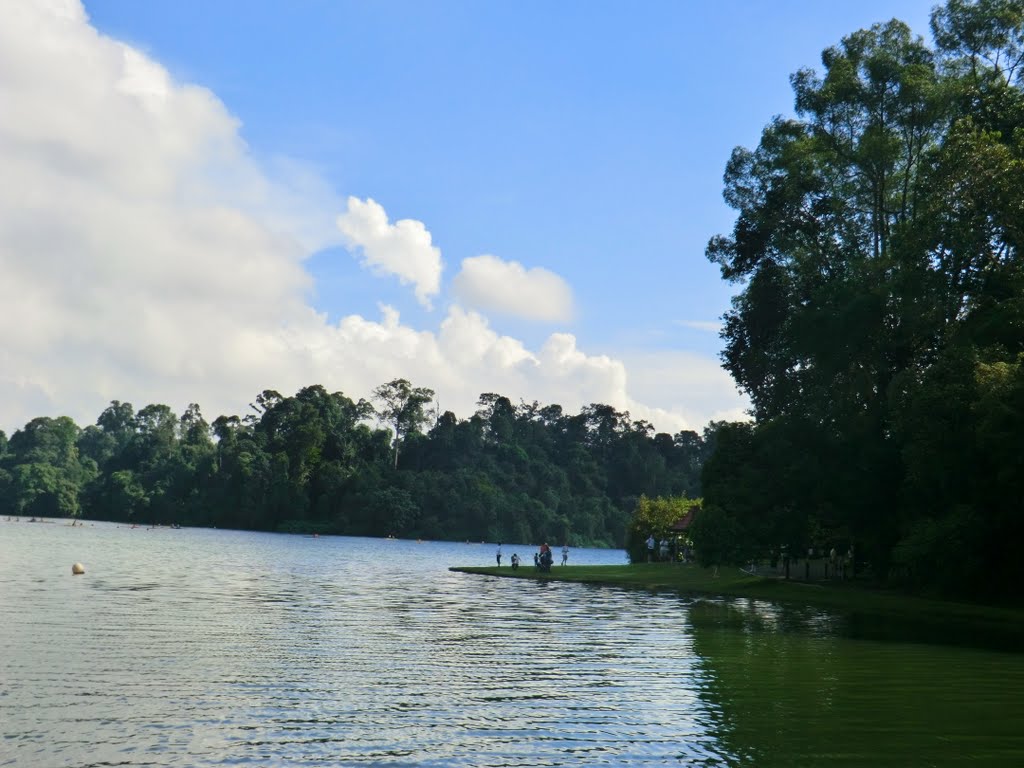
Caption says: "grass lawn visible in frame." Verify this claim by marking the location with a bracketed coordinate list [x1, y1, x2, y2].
[450, 563, 1024, 648]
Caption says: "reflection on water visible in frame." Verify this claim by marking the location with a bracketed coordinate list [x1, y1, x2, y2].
[1, 521, 1022, 767]
[687, 599, 1024, 767]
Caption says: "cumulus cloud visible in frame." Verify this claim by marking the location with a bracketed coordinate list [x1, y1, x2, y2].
[0, 0, 746, 437]
[614, 350, 751, 429]
[336, 197, 442, 308]
[299, 305, 741, 434]
[452, 254, 574, 322]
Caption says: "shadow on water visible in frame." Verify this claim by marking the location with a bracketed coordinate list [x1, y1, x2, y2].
[838, 607, 1024, 653]
[685, 598, 1024, 767]
[708, 593, 1023, 653]
[572, 576, 1024, 654]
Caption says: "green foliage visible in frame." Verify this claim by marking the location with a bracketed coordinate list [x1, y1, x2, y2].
[372, 378, 435, 469]
[10, 463, 80, 518]
[625, 495, 701, 563]
[0, 385, 715, 547]
[104, 470, 149, 520]
[2, 417, 92, 519]
[704, 0, 1024, 599]
[688, 504, 745, 570]
[891, 505, 985, 595]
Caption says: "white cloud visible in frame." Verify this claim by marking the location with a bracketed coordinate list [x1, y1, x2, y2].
[452, 254, 573, 322]
[298, 304, 743, 434]
[614, 350, 751, 430]
[336, 196, 442, 308]
[1, 0, 324, 427]
[0, 0, 747, 438]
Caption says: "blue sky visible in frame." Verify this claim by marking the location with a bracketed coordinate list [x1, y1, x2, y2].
[0, 0, 937, 434]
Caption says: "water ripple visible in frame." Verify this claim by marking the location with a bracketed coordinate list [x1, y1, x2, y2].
[2, 521, 1022, 767]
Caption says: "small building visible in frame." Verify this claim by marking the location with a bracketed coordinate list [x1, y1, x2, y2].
[670, 505, 699, 533]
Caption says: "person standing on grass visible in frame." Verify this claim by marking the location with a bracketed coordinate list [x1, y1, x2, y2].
[496, 542, 502, 567]
[561, 544, 569, 566]
[646, 534, 656, 562]
[539, 544, 553, 572]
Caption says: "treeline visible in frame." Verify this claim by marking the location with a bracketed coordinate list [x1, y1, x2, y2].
[0, 381, 718, 547]
[700, 0, 1024, 599]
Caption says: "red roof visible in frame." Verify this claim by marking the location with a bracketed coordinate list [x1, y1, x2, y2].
[670, 506, 699, 531]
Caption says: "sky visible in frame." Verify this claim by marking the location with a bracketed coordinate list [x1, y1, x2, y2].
[0, 0, 938, 436]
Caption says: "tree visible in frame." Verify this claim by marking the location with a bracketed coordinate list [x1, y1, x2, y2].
[0, 381, 723, 546]
[97, 401, 135, 442]
[5, 416, 90, 519]
[625, 495, 700, 564]
[372, 378, 435, 469]
[104, 469, 149, 522]
[705, 0, 1024, 594]
[688, 504, 745, 575]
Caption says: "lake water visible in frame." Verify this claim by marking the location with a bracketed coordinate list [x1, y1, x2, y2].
[1, 520, 1022, 767]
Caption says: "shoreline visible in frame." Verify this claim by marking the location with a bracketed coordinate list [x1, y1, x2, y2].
[449, 563, 1024, 651]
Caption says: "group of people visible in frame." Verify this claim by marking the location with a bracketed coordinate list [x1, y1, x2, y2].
[828, 545, 855, 580]
[645, 534, 672, 562]
[495, 542, 569, 572]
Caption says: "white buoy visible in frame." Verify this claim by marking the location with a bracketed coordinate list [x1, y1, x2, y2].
[71, 562, 85, 575]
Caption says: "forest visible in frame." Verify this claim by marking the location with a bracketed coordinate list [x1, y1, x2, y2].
[699, 0, 1024, 599]
[0, 381, 716, 548]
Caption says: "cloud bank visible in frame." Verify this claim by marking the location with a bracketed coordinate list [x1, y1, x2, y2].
[0, 0, 747, 436]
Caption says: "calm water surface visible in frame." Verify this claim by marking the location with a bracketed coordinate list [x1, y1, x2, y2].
[1, 520, 1022, 767]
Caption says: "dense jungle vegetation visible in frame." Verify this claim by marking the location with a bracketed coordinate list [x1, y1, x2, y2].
[699, 0, 1024, 600]
[0, 382, 717, 548]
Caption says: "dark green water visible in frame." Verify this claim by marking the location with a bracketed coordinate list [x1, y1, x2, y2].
[686, 600, 1023, 766]
[1, 520, 1021, 766]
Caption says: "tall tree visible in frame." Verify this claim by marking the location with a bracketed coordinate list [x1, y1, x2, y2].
[372, 379, 435, 469]
[706, 0, 1024, 594]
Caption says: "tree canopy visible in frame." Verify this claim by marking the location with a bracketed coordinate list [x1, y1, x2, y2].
[704, 0, 1024, 598]
[0, 384, 719, 549]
